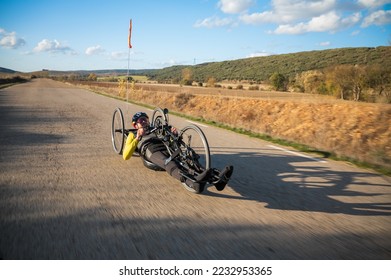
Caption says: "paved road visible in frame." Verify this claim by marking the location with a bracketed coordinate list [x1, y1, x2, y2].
[1, 79, 390, 259]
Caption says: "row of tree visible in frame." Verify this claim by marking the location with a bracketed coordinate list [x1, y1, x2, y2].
[291, 64, 390, 102]
[179, 64, 391, 103]
[51, 73, 98, 81]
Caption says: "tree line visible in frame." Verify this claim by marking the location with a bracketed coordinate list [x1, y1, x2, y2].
[290, 64, 390, 103]
[179, 63, 391, 103]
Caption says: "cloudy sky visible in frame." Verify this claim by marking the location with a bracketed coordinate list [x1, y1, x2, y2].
[1, 0, 390, 72]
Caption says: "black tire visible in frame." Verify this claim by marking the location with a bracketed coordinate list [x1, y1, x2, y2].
[179, 124, 211, 193]
[111, 107, 125, 154]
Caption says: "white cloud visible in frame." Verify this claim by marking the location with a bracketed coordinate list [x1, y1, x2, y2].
[194, 16, 236, 28]
[319, 41, 331, 46]
[274, 0, 337, 22]
[240, 0, 337, 24]
[362, 9, 391, 27]
[240, 11, 277, 24]
[341, 12, 362, 27]
[0, 28, 26, 49]
[358, 0, 391, 8]
[197, 0, 389, 34]
[309, 12, 341, 32]
[273, 11, 361, 34]
[85, 45, 105, 55]
[33, 39, 75, 54]
[195, 0, 254, 28]
[351, 30, 360, 35]
[218, 0, 255, 14]
[162, 59, 178, 67]
[110, 51, 128, 60]
[246, 51, 272, 58]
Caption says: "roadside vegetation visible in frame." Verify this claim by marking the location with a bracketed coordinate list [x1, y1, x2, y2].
[0, 76, 29, 89]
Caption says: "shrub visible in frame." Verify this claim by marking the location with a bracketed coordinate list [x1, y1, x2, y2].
[206, 77, 216, 87]
[182, 79, 193, 86]
[269, 72, 288, 91]
[174, 93, 194, 109]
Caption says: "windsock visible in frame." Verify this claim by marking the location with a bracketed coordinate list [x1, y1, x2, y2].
[128, 19, 132, 48]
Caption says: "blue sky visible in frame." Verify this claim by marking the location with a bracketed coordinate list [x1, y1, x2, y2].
[1, 0, 390, 72]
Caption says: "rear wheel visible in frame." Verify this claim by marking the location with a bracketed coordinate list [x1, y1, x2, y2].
[111, 107, 125, 154]
[179, 125, 211, 193]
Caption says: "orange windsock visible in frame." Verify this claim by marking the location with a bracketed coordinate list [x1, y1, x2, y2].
[128, 19, 132, 48]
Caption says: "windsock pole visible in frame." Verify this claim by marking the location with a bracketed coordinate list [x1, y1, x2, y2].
[126, 19, 132, 114]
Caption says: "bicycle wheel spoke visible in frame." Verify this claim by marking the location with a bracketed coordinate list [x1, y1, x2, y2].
[179, 125, 210, 172]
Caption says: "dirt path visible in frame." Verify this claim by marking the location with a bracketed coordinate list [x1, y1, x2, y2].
[0, 79, 390, 259]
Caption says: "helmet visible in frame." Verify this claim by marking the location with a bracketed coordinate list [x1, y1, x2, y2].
[132, 112, 149, 124]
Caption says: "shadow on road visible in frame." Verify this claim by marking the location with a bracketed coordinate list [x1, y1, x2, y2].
[204, 146, 391, 216]
[1, 201, 390, 259]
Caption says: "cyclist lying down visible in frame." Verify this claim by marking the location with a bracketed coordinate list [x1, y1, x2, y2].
[123, 111, 233, 193]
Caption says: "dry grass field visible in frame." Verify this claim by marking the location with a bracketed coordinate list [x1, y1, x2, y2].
[74, 81, 391, 173]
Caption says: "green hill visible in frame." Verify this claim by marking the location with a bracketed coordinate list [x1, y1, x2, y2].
[147, 46, 391, 83]
[0, 67, 18, 74]
[3, 46, 389, 84]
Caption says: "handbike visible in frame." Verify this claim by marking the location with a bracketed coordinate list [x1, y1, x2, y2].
[111, 107, 229, 193]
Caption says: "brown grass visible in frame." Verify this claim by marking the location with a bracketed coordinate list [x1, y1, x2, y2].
[73, 81, 391, 171]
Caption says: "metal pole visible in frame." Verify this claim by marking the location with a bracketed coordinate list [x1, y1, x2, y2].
[126, 18, 132, 116]
[126, 47, 130, 115]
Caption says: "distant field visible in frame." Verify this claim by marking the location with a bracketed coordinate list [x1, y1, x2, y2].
[75, 81, 336, 101]
[98, 75, 149, 82]
[68, 80, 391, 174]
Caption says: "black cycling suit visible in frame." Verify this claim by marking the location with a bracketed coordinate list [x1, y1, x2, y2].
[138, 135, 184, 182]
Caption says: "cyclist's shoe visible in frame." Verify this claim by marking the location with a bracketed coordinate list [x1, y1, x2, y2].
[214, 165, 233, 191]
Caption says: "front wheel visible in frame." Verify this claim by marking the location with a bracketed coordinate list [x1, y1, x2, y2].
[151, 107, 169, 137]
[178, 125, 211, 193]
[111, 107, 125, 154]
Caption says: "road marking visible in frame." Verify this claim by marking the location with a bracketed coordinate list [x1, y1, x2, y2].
[186, 120, 209, 128]
[267, 145, 327, 163]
